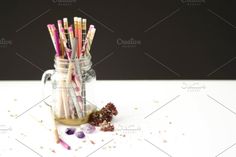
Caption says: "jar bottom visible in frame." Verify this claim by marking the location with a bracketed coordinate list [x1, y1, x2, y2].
[55, 104, 97, 126]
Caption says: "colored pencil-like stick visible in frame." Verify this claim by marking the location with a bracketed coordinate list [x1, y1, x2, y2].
[74, 17, 78, 38]
[82, 19, 87, 46]
[47, 24, 58, 56]
[49, 107, 60, 143]
[83, 25, 95, 55]
[68, 25, 74, 51]
[86, 27, 96, 55]
[51, 24, 61, 56]
[77, 18, 82, 58]
[63, 18, 71, 49]
[59, 138, 71, 150]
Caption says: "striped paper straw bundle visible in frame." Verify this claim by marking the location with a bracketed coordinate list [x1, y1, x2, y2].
[47, 17, 96, 121]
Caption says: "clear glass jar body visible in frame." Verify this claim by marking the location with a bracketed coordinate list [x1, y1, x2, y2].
[42, 55, 96, 126]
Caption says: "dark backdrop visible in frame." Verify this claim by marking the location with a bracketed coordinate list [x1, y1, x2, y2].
[0, 0, 235, 80]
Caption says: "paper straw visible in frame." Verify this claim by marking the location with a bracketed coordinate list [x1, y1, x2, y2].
[49, 107, 60, 143]
[61, 81, 70, 119]
[60, 28, 71, 56]
[71, 37, 77, 60]
[63, 18, 71, 49]
[59, 138, 71, 150]
[47, 24, 59, 56]
[66, 38, 77, 84]
[63, 18, 69, 30]
[82, 25, 94, 54]
[74, 17, 78, 38]
[77, 18, 82, 58]
[68, 83, 83, 118]
[85, 26, 96, 55]
[68, 26, 74, 51]
[57, 20, 63, 34]
[82, 19, 87, 47]
[51, 25, 61, 57]
[81, 77, 86, 117]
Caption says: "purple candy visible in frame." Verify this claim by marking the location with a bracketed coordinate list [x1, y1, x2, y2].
[76, 131, 85, 138]
[65, 128, 76, 135]
[80, 123, 96, 134]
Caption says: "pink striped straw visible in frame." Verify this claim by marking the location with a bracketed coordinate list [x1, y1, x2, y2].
[51, 24, 60, 56]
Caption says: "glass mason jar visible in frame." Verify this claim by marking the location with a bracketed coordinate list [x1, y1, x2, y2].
[41, 55, 96, 126]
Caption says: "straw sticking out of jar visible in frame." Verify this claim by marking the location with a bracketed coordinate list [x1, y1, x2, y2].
[45, 17, 96, 124]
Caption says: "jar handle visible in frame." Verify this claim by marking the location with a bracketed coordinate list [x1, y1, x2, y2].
[41, 69, 54, 106]
[41, 69, 54, 84]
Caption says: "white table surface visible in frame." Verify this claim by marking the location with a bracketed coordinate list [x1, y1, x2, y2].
[0, 80, 236, 157]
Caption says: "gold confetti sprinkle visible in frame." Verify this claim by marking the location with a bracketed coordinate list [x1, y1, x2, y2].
[90, 140, 95, 144]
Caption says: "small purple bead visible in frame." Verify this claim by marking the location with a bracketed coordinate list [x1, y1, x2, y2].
[65, 128, 76, 135]
[76, 131, 85, 138]
[80, 123, 96, 134]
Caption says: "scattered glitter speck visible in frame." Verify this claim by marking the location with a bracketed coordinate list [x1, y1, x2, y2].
[163, 140, 167, 143]
[169, 122, 172, 124]
[90, 140, 95, 144]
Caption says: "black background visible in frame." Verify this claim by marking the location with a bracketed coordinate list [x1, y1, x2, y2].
[0, 0, 235, 80]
